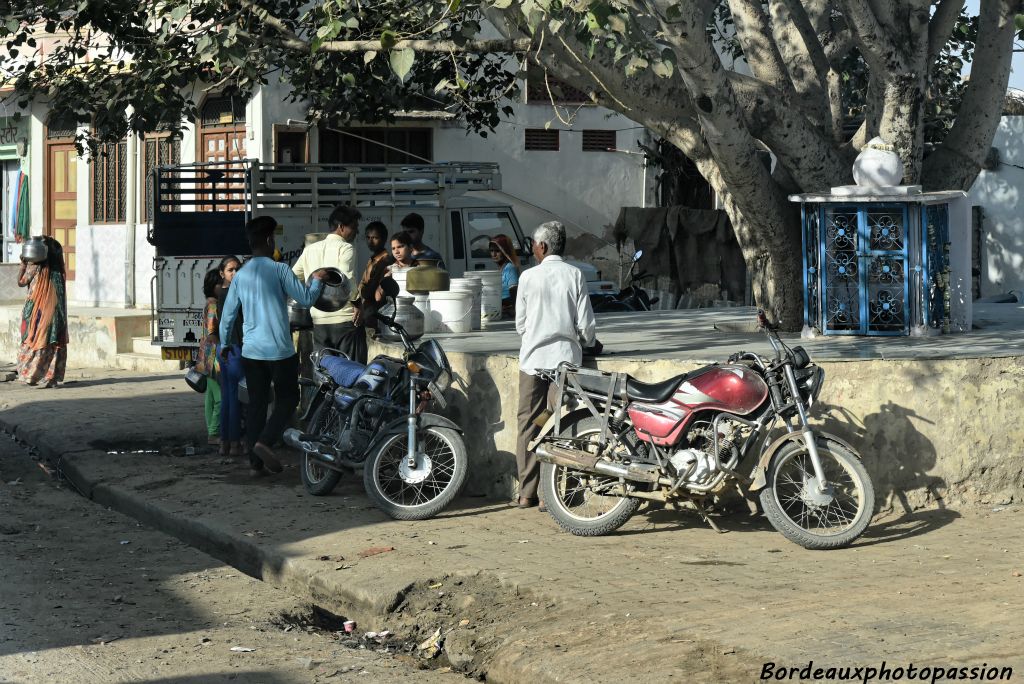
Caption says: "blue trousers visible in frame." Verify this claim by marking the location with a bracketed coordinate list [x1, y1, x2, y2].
[219, 344, 245, 442]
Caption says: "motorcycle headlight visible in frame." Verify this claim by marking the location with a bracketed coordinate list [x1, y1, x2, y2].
[791, 346, 811, 369]
[414, 339, 452, 393]
[797, 365, 825, 407]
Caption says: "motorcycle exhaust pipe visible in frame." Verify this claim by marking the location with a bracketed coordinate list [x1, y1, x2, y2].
[283, 428, 339, 464]
[536, 444, 664, 484]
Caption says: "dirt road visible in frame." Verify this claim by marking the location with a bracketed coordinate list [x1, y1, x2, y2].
[0, 431, 463, 683]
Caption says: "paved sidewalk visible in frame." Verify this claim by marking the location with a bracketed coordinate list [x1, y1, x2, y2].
[2, 370, 1022, 682]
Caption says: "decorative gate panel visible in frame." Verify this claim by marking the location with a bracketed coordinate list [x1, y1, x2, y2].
[819, 205, 909, 335]
[821, 207, 861, 333]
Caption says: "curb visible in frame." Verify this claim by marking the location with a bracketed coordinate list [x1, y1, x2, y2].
[0, 415, 571, 684]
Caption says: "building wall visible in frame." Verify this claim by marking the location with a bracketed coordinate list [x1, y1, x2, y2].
[24, 79, 651, 309]
[968, 115, 1024, 298]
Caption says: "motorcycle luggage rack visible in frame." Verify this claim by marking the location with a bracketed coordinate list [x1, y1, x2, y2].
[553, 363, 628, 445]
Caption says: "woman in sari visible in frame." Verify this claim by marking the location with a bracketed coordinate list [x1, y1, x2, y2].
[488, 234, 521, 319]
[17, 236, 69, 388]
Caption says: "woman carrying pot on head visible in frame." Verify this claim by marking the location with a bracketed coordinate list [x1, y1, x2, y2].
[203, 256, 244, 457]
[16, 236, 68, 388]
[488, 234, 521, 319]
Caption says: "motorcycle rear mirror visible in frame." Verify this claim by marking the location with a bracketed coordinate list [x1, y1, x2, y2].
[632, 249, 643, 262]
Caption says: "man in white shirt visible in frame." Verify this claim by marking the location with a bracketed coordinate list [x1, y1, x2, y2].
[293, 205, 365, 363]
[514, 221, 597, 508]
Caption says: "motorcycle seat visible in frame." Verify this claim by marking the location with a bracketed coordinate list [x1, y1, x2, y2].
[625, 365, 716, 403]
[319, 356, 366, 388]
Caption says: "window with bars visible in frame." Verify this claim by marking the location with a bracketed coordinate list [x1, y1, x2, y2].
[201, 96, 246, 127]
[46, 116, 78, 139]
[320, 127, 432, 164]
[142, 134, 181, 220]
[582, 129, 617, 152]
[91, 140, 128, 223]
[525, 128, 559, 151]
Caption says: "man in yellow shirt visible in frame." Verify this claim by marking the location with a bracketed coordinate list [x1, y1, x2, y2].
[292, 205, 365, 363]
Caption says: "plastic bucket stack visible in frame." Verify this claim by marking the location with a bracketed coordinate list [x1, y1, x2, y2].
[476, 270, 503, 327]
[450, 277, 483, 330]
[429, 290, 474, 333]
[411, 292, 434, 333]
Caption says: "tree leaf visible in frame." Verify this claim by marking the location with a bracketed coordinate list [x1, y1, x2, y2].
[625, 55, 648, 77]
[364, 50, 377, 64]
[492, 0, 514, 7]
[389, 48, 415, 81]
[380, 30, 398, 50]
[652, 59, 673, 79]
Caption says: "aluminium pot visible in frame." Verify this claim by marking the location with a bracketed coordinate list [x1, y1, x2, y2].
[309, 267, 352, 313]
[20, 236, 48, 264]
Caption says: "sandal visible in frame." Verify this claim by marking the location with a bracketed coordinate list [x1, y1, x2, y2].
[517, 497, 539, 509]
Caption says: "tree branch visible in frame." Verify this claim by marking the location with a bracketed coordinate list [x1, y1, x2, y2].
[922, 0, 1022, 189]
[838, 0, 891, 67]
[725, 0, 793, 94]
[927, 0, 965, 68]
[768, 0, 832, 125]
[728, 72, 849, 190]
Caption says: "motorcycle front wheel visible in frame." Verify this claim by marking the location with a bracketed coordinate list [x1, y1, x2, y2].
[299, 401, 344, 496]
[363, 425, 467, 520]
[760, 437, 874, 550]
[539, 417, 641, 536]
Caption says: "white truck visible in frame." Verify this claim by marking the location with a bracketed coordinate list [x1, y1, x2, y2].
[148, 160, 615, 361]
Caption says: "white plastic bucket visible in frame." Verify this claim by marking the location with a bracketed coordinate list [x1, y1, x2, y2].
[450, 277, 482, 330]
[429, 290, 474, 333]
[412, 292, 434, 333]
[476, 270, 503, 327]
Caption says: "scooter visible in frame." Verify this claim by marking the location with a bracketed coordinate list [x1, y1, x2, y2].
[591, 250, 659, 312]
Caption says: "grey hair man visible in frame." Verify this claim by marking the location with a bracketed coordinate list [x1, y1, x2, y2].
[513, 221, 597, 508]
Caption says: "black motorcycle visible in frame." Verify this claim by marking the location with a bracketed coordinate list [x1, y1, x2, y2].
[282, 291, 467, 520]
[591, 250, 659, 312]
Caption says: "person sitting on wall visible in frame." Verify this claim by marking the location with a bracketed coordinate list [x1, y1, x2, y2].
[400, 212, 446, 269]
[488, 234, 521, 319]
[220, 216, 327, 477]
[292, 205, 365, 363]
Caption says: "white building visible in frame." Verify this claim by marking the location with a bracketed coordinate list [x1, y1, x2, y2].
[2, 72, 651, 310]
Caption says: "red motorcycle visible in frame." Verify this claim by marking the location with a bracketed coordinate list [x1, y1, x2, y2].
[531, 310, 874, 549]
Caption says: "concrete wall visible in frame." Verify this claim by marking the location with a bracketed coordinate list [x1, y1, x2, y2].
[373, 336, 1024, 512]
[968, 115, 1024, 298]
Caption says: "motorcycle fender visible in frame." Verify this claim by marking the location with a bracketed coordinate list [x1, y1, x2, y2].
[300, 385, 331, 422]
[748, 430, 860, 492]
[379, 413, 463, 437]
[527, 405, 593, 452]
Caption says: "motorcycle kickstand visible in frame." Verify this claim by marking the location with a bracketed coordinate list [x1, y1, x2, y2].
[692, 499, 724, 534]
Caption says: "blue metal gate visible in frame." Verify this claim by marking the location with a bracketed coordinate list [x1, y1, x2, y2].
[819, 204, 909, 336]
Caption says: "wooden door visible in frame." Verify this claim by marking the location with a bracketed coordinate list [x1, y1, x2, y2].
[46, 142, 78, 279]
[199, 129, 245, 210]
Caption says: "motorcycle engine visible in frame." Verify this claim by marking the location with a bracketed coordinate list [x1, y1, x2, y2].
[335, 395, 394, 461]
[669, 448, 717, 484]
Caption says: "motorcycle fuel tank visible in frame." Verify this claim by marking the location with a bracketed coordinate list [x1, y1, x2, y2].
[628, 364, 769, 445]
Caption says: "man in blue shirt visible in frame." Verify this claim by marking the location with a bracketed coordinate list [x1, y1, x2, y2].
[400, 212, 446, 269]
[220, 216, 327, 476]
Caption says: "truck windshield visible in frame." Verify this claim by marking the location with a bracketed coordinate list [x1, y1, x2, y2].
[466, 211, 520, 259]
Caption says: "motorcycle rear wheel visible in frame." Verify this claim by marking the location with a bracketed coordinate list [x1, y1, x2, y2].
[760, 438, 874, 550]
[300, 402, 343, 496]
[363, 426, 467, 520]
[539, 417, 641, 536]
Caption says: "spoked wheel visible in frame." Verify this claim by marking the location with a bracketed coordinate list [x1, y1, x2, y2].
[363, 426, 467, 520]
[539, 417, 641, 536]
[759, 437, 874, 550]
[299, 402, 343, 496]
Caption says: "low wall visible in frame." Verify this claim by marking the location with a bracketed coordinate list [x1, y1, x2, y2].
[369, 338, 1024, 513]
[0, 305, 150, 367]
[0, 263, 21, 303]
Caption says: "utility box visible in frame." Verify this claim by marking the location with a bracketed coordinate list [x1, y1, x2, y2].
[790, 189, 971, 337]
